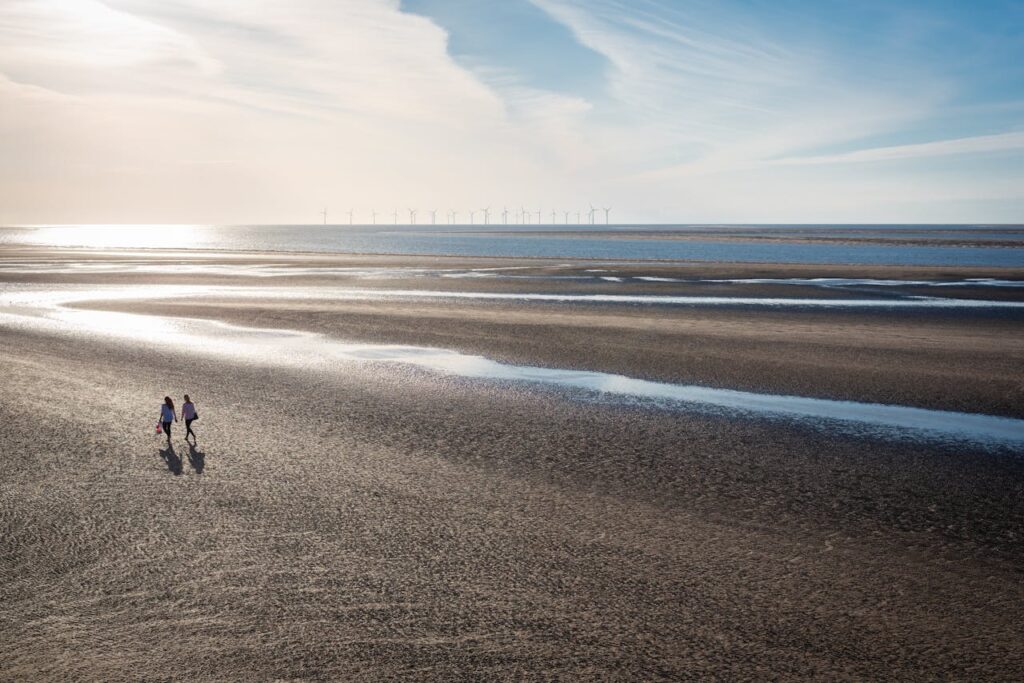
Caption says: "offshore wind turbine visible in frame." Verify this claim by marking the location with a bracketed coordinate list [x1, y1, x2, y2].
[502, 207, 509, 225]
[575, 210, 581, 224]
[535, 209, 542, 224]
[371, 209, 378, 225]
[564, 210, 570, 224]
[521, 206, 528, 225]
[603, 207, 611, 225]
[392, 208, 399, 225]
[588, 204, 596, 225]
[347, 208, 354, 225]
[469, 209, 476, 224]
[451, 209, 459, 224]
[321, 208, 327, 225]
[408, 208, 417, 224]
[551, 209, 557, 224]
[482, 207, 490, 225]
[430, 209, 437, 225]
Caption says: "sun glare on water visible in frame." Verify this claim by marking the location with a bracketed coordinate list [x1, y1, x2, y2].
[28, 224, 207, 250]
[51, 308, 181, 340]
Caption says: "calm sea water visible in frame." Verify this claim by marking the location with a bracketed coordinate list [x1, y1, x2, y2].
[2, 224, 1023, 267]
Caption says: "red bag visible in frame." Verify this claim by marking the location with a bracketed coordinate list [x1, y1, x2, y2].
[156, 422, 163, 434]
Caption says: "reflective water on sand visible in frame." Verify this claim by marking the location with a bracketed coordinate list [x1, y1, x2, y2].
[1, 284, 1022, 449]
[638, 276, 1024, 288]
[4, 281, 1024, 315]
[3, 261, 1020, 294]
[350, 290, 1024, 308]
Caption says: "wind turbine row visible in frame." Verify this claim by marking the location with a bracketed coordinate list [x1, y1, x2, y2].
[316, 207, 613, 225]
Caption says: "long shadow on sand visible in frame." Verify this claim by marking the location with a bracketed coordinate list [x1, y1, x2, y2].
[158, 444, 183, 475]
[187, 442, 205, 474]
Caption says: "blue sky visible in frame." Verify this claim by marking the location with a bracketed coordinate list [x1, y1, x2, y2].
[402, 0, 608, 100]
[0, 0, 1022, 223]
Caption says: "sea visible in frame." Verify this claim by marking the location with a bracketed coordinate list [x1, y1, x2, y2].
[1, 224, 1023, 267]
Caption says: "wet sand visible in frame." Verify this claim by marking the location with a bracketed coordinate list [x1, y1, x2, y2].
[81, 296, 1024, 420]
[2, 247, 1023, 680]
[433, 226, 1024, 249]
[3, 243, 1023, 274]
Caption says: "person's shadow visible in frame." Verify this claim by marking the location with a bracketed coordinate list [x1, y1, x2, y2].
[159, 444, 183, 475]
[187, 442, 205, 474]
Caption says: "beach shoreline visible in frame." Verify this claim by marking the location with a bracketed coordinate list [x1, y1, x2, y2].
[5, 245, 1019, 417]
[3, 245, 1023, 679]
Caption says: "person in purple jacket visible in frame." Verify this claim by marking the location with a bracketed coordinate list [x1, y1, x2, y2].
[182, 394, 198, 444]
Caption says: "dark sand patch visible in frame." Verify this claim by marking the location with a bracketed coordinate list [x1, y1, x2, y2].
[2, 328, 1023, 680]
[82, 297, 1024, 419]
[3, 246, 1024, 679]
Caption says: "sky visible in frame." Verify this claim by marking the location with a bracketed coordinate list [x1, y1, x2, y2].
[1, 0, 1022, 224]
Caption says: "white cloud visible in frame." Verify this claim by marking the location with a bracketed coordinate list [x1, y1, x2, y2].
[769, 131, 1024, 166]
[0, 0, 1020, 223]
[0, 0, 217, 71]
[530, 0, 940, 162]
[0, 0, 597, 222]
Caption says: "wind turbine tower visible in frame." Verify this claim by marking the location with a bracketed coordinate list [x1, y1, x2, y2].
[564, 210, 570, 225]
[502, 207, 509, 225]
[347, 208, 354, 225]
[535, 209, 542, 224]
[551, 210, 557, 224]
[469, 209, 476, 224]
[392, 209, 399, 225]
[321, 208, 327, 225]
[408, 208, 417, 225]
[603, 207, 611, 225]
[430, 209, 438, 225]
[371, 210, 377, 225]
[482, 207, 490, 225]
[588, 204, 596, 225]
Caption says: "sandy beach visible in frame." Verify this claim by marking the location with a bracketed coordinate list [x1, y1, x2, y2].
[2, 246, 1023, 680]
[436, 227, 1024, 249]
[6, 0, 1024, 677]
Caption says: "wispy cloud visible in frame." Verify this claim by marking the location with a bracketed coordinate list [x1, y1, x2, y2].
[770, 131, 1024, 166]
[1, 0, 216, 70]
[0, 0, 1021, 223]
[530, 0, 940, 160]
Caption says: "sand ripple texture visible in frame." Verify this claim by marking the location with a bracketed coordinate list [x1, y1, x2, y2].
[2, 322, 1024, 681]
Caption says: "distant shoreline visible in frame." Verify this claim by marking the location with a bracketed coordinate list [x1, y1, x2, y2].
[1, 224, 1023, 267]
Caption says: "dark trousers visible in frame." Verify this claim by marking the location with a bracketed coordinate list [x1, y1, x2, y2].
[162, 421, 172, 438]
[185, 418, 196, 439]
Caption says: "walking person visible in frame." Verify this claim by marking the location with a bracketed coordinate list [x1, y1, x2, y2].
[182, 394, 198, 443]
[159, 396, 178, 445]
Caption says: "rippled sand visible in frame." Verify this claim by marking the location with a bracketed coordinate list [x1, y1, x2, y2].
[2, 247, 1023, 680]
